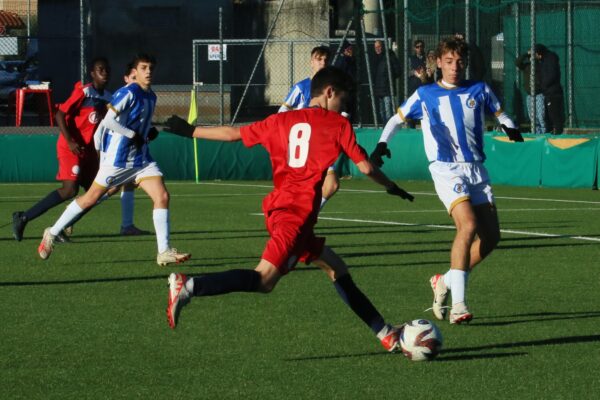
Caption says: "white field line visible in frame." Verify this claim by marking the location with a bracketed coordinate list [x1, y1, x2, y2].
[249, 213, 600, 243]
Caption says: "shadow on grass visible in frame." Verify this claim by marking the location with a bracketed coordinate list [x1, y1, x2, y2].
[444, 334, 600, 353]
[0, 274, 169, 287]
[470, 311, 600, 327]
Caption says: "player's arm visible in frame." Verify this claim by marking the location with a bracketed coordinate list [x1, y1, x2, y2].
[55, 87, 85, 155]
[165, 115, 241, 142]
[102, 108, 136, 138]
[55, 109, 83, 155]
[357, 159, 414, 202]
[370, 113, 403, 167]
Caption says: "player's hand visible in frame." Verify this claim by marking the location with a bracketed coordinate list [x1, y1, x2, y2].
[147, 126, 159, 141]
[386, 183, 414, 202]
[370, 142, 391, 167]
[132, 132, 146, 149]
[501, 124, 524, 142]
[67, 140, 83, 155]
[165, 115, 195, 138]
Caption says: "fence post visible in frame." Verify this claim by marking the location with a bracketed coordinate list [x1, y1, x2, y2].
[567, 0, 573, 128]
[530, 0, 536, 134]
[219, 7, 224, 126]
[465, 0, 470, 79]
[379, 0, 396, 110]
[403, 0, 408, 101]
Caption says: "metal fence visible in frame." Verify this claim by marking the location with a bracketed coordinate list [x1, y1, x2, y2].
[1, 0, 600, 132]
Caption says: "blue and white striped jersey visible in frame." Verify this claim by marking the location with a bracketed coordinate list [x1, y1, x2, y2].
[399, 80, 509, 162]
[278, 77, 312, 112]
[99, 83, 156, 168]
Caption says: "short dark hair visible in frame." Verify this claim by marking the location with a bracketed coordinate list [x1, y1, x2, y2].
[89, 56, 109, 72]
[414, 40, 425, 48]
[436, 37, 469, 59]
[131, 53, 156, 69]
[310, 66, 353, 98]
[124, 61, 134, 76]
[311, 46, 330, 59]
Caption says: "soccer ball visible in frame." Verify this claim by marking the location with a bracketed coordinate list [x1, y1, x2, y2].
[400, 319, 443, 361]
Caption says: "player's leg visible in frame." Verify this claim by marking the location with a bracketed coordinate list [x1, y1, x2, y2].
[167, 259, 282, 329]
[468, 203, 500, 269]
[320, 169, 339, 210]
[312, 246, 402, 352]
[38, 183, 108, 259]
[137, 173, 190, 265]
[119, 183, 148, 235]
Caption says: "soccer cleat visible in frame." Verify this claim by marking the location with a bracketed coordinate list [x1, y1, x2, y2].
[120, 225, 150, 236]
[54, 230, 72, 244]
[157, 248, 191, 266]
[166, 273, 191, 329]
[12, 211, 27, 241]
[379, 324, 404, 352]
[38, 228, 56, 260]
[430, 274, 449, 320]
[449, 302, 473, 325]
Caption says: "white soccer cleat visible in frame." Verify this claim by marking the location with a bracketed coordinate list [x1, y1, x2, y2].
[157, 248, 191, 266]
[38, 228, 56, 260]
[166, 273, 191, 329]
[430, 274, 449, 320]
[449, 302, 473, 325]
[378, 324, 404, 352]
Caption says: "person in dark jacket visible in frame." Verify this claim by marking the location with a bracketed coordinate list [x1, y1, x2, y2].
[373, 40, 400, 124]
[536, 44, 564, 134]
[516, 50, 545, 133]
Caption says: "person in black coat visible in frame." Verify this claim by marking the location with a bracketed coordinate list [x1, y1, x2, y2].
[536, 44, 564, 134]
[373, 40, 400, 124]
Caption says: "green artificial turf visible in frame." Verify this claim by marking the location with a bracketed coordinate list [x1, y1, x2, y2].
[1, 180, 599, 399]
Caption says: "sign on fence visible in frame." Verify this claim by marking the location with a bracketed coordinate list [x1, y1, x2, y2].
[208, 44, 227, 61]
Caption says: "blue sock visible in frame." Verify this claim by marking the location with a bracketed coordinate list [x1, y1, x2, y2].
[334, 274, 386, 335]
[192, 269, 261, 297]
[24, 190, 66, 221]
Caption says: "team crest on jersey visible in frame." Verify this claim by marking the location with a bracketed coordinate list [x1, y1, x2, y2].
[453, 183, 465, 194]
[465, 98, 477, 109]
[88, 111, 99, 124]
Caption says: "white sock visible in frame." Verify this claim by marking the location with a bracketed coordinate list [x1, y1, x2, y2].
[320, 197, 328, 211]
[447, 269, 468, 306]
[120, 190, 135, 228]
[153, 208, 170, 253]
[185, 278, 195, 294]
[50, 200, 83, 236]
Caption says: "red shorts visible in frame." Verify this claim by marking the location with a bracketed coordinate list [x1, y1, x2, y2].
[261, 209, 325, 275]
[56, 141, 99, 190]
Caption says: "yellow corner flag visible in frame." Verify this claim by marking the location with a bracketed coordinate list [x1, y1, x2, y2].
[188, 89, 199, 183]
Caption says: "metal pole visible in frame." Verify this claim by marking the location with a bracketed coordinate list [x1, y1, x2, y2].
[27, 0, 31, 37]
[231, 0, 286, 125]
[332, 18, 354, 65]
[403, 0, 408, 100]
[435, 0, 439, 45]
[395, 0, 401, 98]
[567, 0, 573, 128]
[530, 0, 536, 133]
[289, 41, 294, 89]
[219, 7, 224, 125]
[379, 0, 396, 110]
[515, 2, 520, 90]
[361, 18, 379, 127]
[79, 0, 85, 83]
[465, 0, 470, 79]
[475, 0, 479, 47]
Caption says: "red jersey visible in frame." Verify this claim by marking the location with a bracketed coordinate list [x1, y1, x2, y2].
[57, 82, 112, 147]
[241, 107, 367, 222]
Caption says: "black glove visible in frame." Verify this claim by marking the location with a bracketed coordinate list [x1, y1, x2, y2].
[132, 132, 146, 149]
[370, 142, 392, 167]
[386, 183, 414, 202]
[165, 115, 195, 138]
[500, 124, 524, 142]
[147, 126, 159, 141]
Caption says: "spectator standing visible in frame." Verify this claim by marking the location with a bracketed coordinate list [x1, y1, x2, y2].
[515, 50, 545, 134]
[536, 44, 565, 134]
[425, 49, 437, 82]
[409, 40, 426, 75]
[373, 40, 400, 124]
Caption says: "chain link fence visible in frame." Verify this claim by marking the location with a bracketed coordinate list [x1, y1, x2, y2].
[1, 0, 600, 132]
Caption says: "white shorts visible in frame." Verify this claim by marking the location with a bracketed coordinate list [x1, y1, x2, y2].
[428, 161, 494, 213]
[93, 162, 163, 189]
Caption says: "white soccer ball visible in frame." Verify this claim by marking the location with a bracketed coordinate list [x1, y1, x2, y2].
[400, 319, 443, 361]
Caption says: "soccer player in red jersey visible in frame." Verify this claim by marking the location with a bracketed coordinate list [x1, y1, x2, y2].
[163, 66, 414, 352]
[12, 57, 112, 241]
